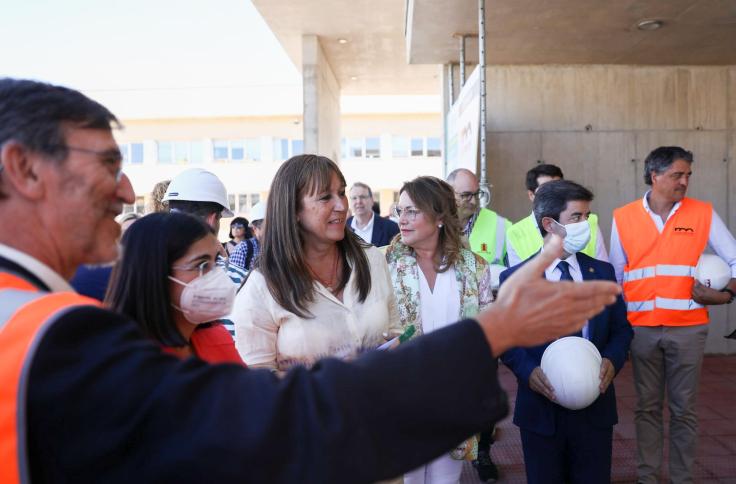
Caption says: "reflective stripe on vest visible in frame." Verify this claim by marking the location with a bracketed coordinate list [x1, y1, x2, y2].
[614, 197, 712, 327]
[626, 297, 703, 313]
[623, 264, 695, 282]
[0, 274, 101, 484]
[508, 213, 599, 261]
[469, 208, 509, 265]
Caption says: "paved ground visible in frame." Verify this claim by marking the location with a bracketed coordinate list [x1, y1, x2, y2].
[459, 355, 736, 483]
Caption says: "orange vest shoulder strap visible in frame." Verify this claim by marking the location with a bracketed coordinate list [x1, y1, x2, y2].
[0, 283, 100, 484]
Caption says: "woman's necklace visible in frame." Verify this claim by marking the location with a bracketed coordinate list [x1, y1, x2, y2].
[306, 247, 340, 292]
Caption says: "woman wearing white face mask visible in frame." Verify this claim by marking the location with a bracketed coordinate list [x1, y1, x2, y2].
[106, 212, 243, 365]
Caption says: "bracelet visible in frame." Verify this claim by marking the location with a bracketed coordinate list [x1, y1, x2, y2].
[722, 288, 736, 304]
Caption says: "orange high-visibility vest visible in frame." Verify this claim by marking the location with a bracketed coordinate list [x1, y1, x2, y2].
[0, 273, 100, 484]
[614, 197, 712, 327]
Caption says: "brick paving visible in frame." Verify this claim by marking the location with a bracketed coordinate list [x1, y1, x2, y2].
[460, 355, 736, 483]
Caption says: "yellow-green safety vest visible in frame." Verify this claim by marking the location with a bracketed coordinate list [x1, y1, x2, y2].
[468, 208, 511, 265]
[507, 213, 598, 262]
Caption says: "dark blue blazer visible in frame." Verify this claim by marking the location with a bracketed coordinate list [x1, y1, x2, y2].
[499, 252, 633, 436]
[347, 215, 400, 247]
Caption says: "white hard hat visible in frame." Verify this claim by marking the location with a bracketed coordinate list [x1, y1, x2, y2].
[541, 336, 601, 410]
[249, 201, 266, 222]
[163, 168, 233, 217]
[695, 253, 731, 290]
[488, 264, 506, 290]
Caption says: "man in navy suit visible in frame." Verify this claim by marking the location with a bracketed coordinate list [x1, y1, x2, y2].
[347, 182, 399, 246]
[500, 180, 633, 484]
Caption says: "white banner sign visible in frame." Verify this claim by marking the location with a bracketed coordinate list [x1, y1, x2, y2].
[446, 66, 480, 174]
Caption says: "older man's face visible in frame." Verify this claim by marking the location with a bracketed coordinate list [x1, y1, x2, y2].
[43, 127, 135, 269]
[450, 171, 480, 220]
[349, 186, 373, 217]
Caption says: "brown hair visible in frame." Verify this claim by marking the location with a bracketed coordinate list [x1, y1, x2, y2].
[259, 154, 371, 318]
[400, 176, 463, 273]
[147, 179, 171, 213]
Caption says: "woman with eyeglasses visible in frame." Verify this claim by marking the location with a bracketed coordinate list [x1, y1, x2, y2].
[223, 216, 251, 257]
[232, 154, 400, 371]
[106, 212, 244, 364]
[386, 176, 494, 484]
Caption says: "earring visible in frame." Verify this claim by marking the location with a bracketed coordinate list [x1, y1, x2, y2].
[438, 223, 443, 228]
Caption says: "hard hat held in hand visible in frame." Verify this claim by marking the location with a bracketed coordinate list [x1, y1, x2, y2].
[695, 253, 731, 290]
[541, 336, 601, 410]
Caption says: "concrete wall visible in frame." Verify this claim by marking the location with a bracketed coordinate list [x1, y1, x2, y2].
[484, 65, 735, 354]
[302, 34, 341, 161]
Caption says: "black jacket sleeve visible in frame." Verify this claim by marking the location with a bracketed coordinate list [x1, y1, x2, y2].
[27, 307, 507, 484]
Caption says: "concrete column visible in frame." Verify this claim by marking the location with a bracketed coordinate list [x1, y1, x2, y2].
[302, 34, 341, 162]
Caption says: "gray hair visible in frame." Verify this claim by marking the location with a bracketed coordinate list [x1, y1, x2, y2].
[644, 146, 694, 186]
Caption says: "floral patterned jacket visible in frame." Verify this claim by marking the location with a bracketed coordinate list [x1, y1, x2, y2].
[385, 239, 494, 340]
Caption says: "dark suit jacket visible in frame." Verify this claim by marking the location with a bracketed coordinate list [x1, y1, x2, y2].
[499, 252, 632, 436]
[348, 215, 400, 247]
[1, 258, 509, 483]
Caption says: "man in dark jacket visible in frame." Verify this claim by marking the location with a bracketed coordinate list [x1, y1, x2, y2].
[347, 182, 399, 247]
[0, 78, 621, 484]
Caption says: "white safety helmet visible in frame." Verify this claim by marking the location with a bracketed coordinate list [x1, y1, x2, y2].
[695, 253, 731, 290]
[541, 336, 601, 410]
[163, 168, 233, 217]
[249, 201, 267, 223]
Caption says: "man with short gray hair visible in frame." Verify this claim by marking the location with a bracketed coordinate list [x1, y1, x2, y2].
[610, 145, 736, 484]
[347, 181, 399, 247]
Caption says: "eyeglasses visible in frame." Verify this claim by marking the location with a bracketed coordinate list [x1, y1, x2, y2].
[393, 206, 422, 221]
[231, 223, 245, 229]
[0, 144, 125, 182]
[455, 190, 480, 202]
[350, 195, 371, 202]
[171, 260, 217, 278]
[53, 145, 125, 183]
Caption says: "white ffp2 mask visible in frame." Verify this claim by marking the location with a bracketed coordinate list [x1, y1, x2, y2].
[169, 268, 236, 324]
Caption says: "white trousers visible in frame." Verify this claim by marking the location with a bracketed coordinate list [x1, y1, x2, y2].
[404, 454, 463, 484]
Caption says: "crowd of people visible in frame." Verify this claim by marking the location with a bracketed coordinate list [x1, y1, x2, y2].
[1, 77, 735, 484]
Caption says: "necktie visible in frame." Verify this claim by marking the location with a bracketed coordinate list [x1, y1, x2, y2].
[557, 260, 583, 337]
[557, 260, 573, 281]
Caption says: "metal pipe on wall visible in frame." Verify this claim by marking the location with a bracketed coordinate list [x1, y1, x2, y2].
[478, 0, 490, 208]
[448, 63, 455, 108]
[459, 35, 466, 87]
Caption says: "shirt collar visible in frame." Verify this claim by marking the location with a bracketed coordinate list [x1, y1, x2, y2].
[0, 243, 75, 292]
[351, 212, 375, 231]
[542, 250, 580, 277]
[642, 190, 681, 219]
[463, 211, 479, 236]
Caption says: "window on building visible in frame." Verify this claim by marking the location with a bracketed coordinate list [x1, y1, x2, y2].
[130, 143, 144, 164]
[250, 193, 260, 206]
[245, 138, 261, 161]
[237, 194, 248, 212]
[426, 137, 441, 157]
[291, 139, 304, 156]
[365, 137, 380, 159]
[228, 194, 236, 212]
[213, 140, 229, 160]
[231, 141, 245, 161]
[410, 138, 424, 157]
[273, 138, 289, 161]
[392, 136, 409, 158]
[174, 142, 189, 163]
[347, 138, 363, 158]
[157, 142, 173, 164]
[189, 142, 204, 164]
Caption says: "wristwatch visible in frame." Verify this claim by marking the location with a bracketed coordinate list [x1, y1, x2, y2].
[722, 288, 736, 304]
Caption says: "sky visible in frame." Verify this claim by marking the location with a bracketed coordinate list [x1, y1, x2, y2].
[0, 0, 303, 117]
[0, 0, 440, 118]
